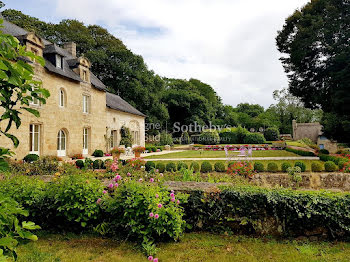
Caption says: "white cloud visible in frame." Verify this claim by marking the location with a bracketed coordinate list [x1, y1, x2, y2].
[53, 0, 309, 107]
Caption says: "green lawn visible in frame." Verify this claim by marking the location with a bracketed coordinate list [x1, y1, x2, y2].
[146, 150, 300, 159]
[16, 232, 350, 262]
[151, 160, 324, 172]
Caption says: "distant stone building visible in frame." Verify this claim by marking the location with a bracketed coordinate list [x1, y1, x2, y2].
[0, 20, 146, 159]
[292, 120, 338, 153]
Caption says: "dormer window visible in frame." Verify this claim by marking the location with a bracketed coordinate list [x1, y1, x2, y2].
[56, 54, 62, 69]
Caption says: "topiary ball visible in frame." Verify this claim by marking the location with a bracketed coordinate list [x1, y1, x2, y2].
[324, 161, 337, 172]
[214, 162, 226, 172]
[267, 162, 279, 173]
[254, 162, 264, 172]
[166, 162, 177, 172]
[156, 162, 165, 173]
[294, 161, 306, 172]
[177, 162, 188, 171]
[201, 161, 213, 173]
[190, 162, 200, 172]
[23, 154, 39, 163]
[311, 162, 323, 172]
[145, 161, 156, 172]
[281, 162, 292, 172]
[75, 160, 84, 169]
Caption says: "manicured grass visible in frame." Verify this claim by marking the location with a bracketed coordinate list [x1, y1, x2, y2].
[17, 232, 350, 262]
[145, 150, 299, 159]
[286, 141, 310, 148]
[150, 160, 324, 172]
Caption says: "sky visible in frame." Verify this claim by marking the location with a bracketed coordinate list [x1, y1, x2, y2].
[4, 0, 309, 108]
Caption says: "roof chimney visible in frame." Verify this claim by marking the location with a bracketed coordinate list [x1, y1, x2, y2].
[63, 42, 76, 58]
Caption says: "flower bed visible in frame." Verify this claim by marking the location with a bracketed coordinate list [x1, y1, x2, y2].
[192, 144, 283, 151]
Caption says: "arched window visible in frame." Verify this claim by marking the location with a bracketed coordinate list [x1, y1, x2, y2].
[59, 89, 66, 107]
[57, 129, 67, 157]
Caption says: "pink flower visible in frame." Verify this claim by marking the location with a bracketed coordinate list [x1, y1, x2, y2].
[108, 183, 114, 188]
[159, 173, 164, 177]
[115, 174, 121, 181]
[155, 194, 159, 198]
[155, 169, 159, 173]
[127, 172, 131, 177]
[154, 214, 159, 219]
[114, 183, 119, 188]
[171, 190, 174, 193]
[148, 256, 153, 261]
[150, 178, 154, 183]
[170, 193, 175, 197]
[139, 178, 143, 182]
[153, 258, 158, 262]
[96, 198, 102, 204]
[149, 212, 154, 218]
[157, 203, 163, 208]
[103, 190, 107, 194]
[171, 198, 175, 202]
[177, 200, 180, 205]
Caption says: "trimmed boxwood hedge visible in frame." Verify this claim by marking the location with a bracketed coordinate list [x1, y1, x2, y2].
[166, 162, 177, 172]
[294, 161, 306, 172]
[324, 161, 337, 172]
[267, 162, 278, 173]
[311, 162, 323, 172]
[285, 147, 315, 157]
[254, 162, 264, 172]
[281, 162, 292, 172]
[177, 162, 188, 171]
[145, 161, 156, 171]
[190, 162, 200, 172]
[23, 154, 39, 162]
[214, 162, 226, 172]
[201, 161, 212, 173]
[184, 187, 350, 238]
[156, 162, 165, 173]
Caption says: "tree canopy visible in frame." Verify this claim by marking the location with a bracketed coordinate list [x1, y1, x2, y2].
[276, 0, 350, 142]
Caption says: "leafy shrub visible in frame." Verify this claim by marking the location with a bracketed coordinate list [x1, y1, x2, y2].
[0, 195, 41, 260]
[9, 156, 61, 176]
[228, 161, 255, 177]
[120, 126, 133, 147]
[281, 162, 292, 172]
[75, 160, 84, 169]
[23, 154, 39, 162]
[254, 162, 264, 172]
[201, 161, 212, 173]
[294, 161, 306, 172]
[214, 162, 226, 172]
[156, 146, 164, 151]
[180, 132, 191, 145]
[243, 133, 266, 144]
[177, 162, 188, 171]
[150, 146, 157, 152]
[190, 162, 200, 172]
[285, 147, 315, 157]
[264, 127, 280, 141]
[311, 162, 323, 172]
[101, 181, 187, 255]
[287, 166, 302, 186]
[166, 162, 177, 172]
[338, 159, 349, 170]
[199, 130, 220, 145]
[319, 154, 344, 165]
[46, 174, 104, 228]
[324, 161, 337, 172]
[145, 161, 156, 172]
[319, 149, 329, 155]
[93, 160, 100, 169]
[92, 150, 104, 157]
[156, 163, 165, 173]
[267, 162, 278, 173]
[159, 131, 174, 146]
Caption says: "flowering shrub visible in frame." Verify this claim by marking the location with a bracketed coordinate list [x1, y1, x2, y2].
[227, 161, 255, 178]
[126, 158, 146, 170]
[132, 146, 146, 153]
[111, 147, 125, 154]
[343, 163, 350, 173]
[101, 180, 188, 257]
[71, 153, 83, 160]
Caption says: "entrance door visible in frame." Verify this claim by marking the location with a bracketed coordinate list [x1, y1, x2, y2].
[83, 128, 89, 155]
[57, 129, 66, 157]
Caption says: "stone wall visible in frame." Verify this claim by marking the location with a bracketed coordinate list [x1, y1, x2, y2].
[292, 120, 322, 143]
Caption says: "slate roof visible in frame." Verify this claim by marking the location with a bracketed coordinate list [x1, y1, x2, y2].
[106, 92, 146, 117]
[0, 18, 145, 117]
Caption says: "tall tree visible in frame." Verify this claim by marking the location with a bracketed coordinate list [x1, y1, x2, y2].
[276, 0, 350, 142]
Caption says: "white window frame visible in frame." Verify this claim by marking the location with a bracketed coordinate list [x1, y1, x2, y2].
[29, 124, 40, 155]
[83, 128, 89, 155]
[110, 130, 118, 149]
[83, 95, 90, 114]
[59, 89, 65, 107]
[57, 129, 66, 157]
[56, 54, 62, 69]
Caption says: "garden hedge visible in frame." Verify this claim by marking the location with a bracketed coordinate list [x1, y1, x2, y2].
[285, 147, 315, 157]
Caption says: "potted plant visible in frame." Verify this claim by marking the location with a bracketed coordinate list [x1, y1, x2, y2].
[132, 146, 145, 158]
[111, 147, 125, 160]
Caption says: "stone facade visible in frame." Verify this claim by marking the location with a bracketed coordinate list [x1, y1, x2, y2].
[0, 22, 145, 160]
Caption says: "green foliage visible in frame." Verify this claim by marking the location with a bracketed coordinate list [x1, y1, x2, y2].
[287, 166, 302, 186]
[319, 149, 329, 155]
[23, 154, 39, 163]
[0, 148, 12, 172]
[93, 160, 104, 169]
[267, 162, 278, 173]
[120, 126, 132, 148]
[92, 150, 104, 157]
[177, 162, 188, 171]
[276, 0, 350, 141]
[101, 180, 188, 254]
[214, 162, 226, 172]
[338, 159, 349, 170]
[75, 160, 84, 169]
[281, 162, 292, 172]
[319, 154, 344, 165]
[324, 161, 337, 172]
[243, 133, 266, 144]
[159, 132, 173, 146]
[285, 147, 315, 157]
[253, 162, 264, 172]
[294, 162, 306, 172]
[0, 194, 40, 260]
[264, 127, 280, 141]
[311, 162, 323, 172]
[190, 162, 200, 173]
[166, 162, 177, 172]
[180, 132, 191, 145]
[145, 161, 156, 172]
[9, 156, 60, 176]
[201, 161, 212, 173]
[199, 130, 220, 145]
[155, 163, 165, 173]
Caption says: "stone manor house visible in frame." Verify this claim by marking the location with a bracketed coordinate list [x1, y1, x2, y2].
[0, 20, 146, 159]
